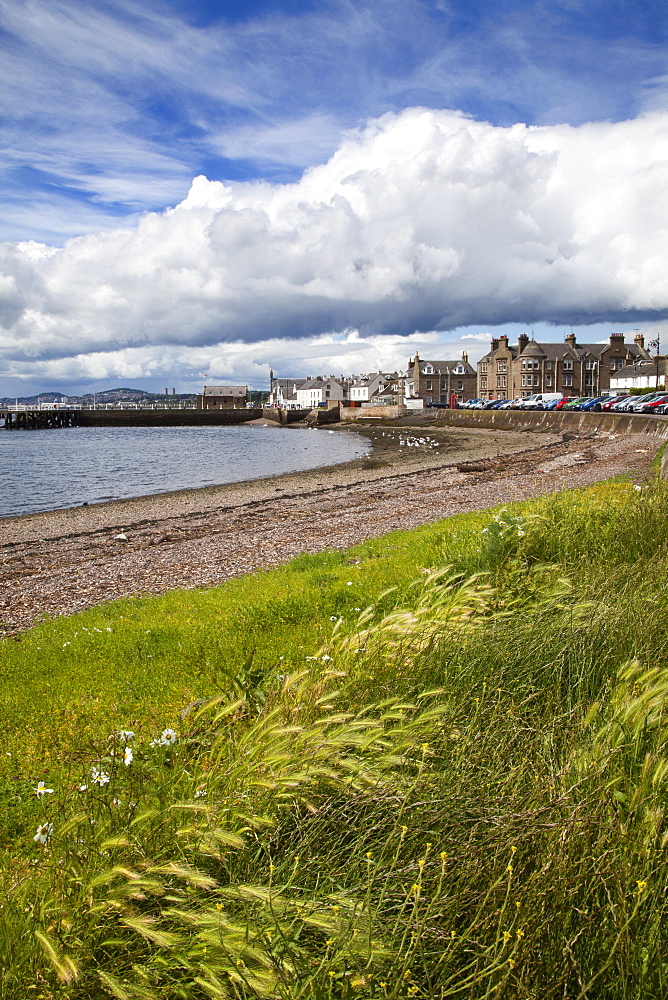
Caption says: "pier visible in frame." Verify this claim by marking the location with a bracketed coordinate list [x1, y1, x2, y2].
[0, 406, 80, 429]
[0, 404, 270, 429]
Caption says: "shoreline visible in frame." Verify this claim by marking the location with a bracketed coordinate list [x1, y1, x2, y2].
[0, 421, 659, 636]
[0, 421, 558, 545]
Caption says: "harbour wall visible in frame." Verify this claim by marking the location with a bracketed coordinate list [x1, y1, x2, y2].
[427, 407, 668, 441]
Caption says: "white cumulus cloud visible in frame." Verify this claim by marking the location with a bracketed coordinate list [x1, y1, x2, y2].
[1, 107, 667, 381]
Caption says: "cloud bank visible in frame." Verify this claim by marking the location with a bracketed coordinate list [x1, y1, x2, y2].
[1, 107, 667, 382]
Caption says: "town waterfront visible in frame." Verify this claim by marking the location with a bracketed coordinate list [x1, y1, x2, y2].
[0, 423, 369, 518]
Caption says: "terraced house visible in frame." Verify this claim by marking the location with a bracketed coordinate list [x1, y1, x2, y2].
[406, 352, 477, 405]
[477, 332, 651, 401]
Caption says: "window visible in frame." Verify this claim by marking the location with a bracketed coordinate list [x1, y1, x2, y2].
[546, 361, 552, 370]
[546, 375, 553, 387]
[534, 375, 540, 386]
[441, 381, 447, 390]
[480, 377, 487, 389]
[481, 362, 488, 373]
[424, 365, 434, 374]
[426, 381, 432, 390]
[521, 359, 527, 369]
[521, 375, 528, 387]
[586, 360, 597, 370]
[457, 380, 464, 390]
[563, 374, 573, 387]
[497, 376, 506, 388]
[497, 360, 507, 372]
[563, 360, 573, 370]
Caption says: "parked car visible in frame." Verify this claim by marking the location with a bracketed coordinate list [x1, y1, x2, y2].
[611, 396, 640, 411]
[602, 395, 630, 411]
[555, 397, 577, 410]
[627, 392, 667, 412]
[579, 396, 609, 412]
[636, 394, 668, 414]
[561, 397, 590, 410]
[520, 392, 563, 410]
[543, 397, 563, 410]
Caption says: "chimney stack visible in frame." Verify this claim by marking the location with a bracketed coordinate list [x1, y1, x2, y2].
[565, 333, 577, 348]
[518, 333, 529, 354]
[462, 350, 468, 363]
[634, 333, 645, 349]
[491, 338, 499, 351]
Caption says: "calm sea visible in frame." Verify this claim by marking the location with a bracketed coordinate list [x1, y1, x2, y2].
[0, 424, 370, 518]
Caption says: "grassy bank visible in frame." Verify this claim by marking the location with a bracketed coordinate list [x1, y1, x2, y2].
[2, 477, 668, 997]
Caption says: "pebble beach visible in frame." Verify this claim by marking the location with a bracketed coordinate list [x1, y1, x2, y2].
[0, 419, 660, 635]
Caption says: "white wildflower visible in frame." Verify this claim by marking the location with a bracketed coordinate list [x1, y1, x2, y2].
[34, 781, 54, 797]
[160, 728, 177, 746]
[33, 823, 52, 845]
[119, 730, 135, 742]
[123, 747, 133, 767]
[91, 768, 110, 786]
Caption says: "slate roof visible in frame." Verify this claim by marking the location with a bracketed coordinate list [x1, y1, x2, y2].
[419, 359, 476, 374]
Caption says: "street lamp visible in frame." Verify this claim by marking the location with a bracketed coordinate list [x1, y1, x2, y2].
[648, 336, 661, 389]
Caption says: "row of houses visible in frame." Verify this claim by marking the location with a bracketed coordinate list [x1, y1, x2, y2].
[268, 354, 477, 409]
[197, 332, 664, 411]
[477, 332, 658, 401]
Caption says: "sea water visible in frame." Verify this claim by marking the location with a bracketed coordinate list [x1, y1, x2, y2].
[0, 424, 370, 518]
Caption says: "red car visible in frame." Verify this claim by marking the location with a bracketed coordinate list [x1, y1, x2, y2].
[555, 397, 576, 410]
[602, 395, 630, 411]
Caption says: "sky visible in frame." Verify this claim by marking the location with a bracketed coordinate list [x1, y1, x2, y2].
[0, 0, 667, 396]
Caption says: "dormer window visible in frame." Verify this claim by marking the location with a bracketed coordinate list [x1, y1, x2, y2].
[456, 365, 464, 373]
[424, 364, 434, 374]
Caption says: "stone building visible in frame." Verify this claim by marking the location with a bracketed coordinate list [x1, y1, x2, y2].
[477, 333, 651, 401]
[406, 352, 477, 405]
[197, 385, 248, 409]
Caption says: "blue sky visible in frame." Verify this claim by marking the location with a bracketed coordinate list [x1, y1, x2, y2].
[0, 0, 667, 394]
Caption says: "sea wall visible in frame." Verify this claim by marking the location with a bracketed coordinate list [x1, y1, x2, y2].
[429, 407, 668, 441]
[340, 405, 408, 420]
[75, 408, 263, 427]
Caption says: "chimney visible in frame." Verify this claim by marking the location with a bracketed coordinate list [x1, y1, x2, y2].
[491, 338, 499, 351]
[462, 350, 468, 363]
[518, 333, 529, 354]
[634, 333, 645, 349]
[565, 333, 576, 348]
[609, 332, 624, 345]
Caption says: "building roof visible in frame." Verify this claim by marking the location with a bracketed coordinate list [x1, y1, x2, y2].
[612, 361, 655, 380]
[418, 359, 476, 375]
[203, 385, 247, 396]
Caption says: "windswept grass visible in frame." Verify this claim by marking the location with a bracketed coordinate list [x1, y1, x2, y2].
[2, 477, 668, 997]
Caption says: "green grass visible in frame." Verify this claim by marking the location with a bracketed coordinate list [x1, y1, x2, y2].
[2, 477, 668, 997]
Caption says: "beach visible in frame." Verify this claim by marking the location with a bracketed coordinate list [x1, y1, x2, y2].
[0, 419, 659, 635]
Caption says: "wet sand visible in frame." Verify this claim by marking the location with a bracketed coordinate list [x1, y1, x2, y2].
[0, 420, 658, 635]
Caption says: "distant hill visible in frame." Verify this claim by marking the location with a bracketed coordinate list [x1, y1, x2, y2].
[0, 388, 197, 406]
